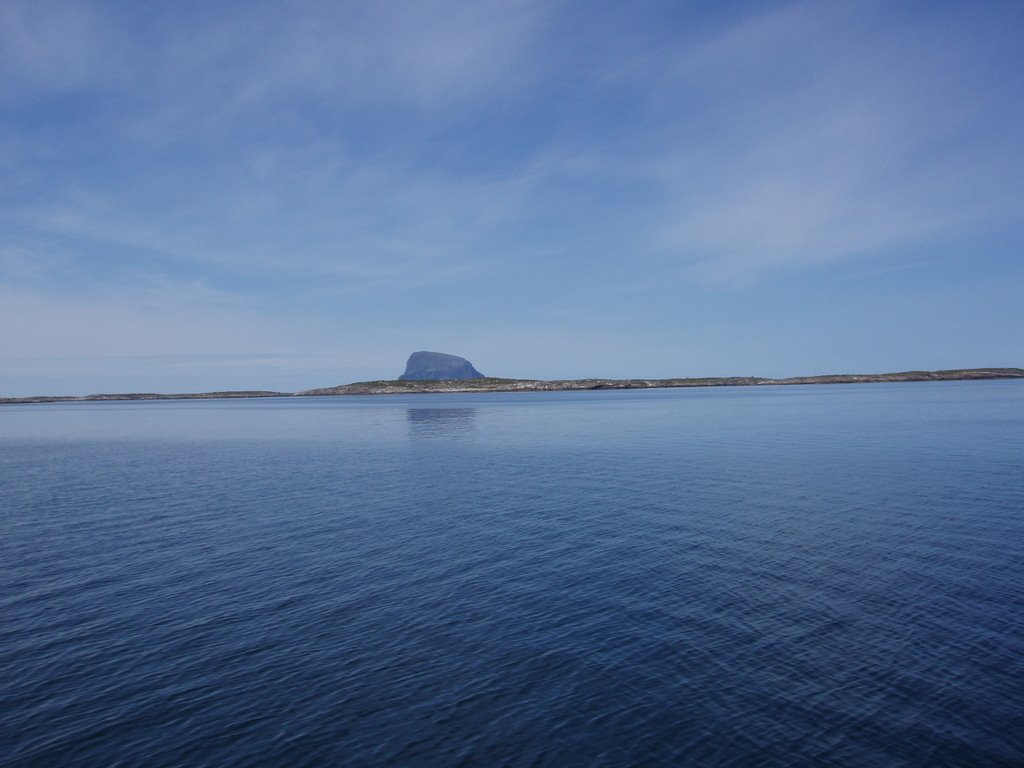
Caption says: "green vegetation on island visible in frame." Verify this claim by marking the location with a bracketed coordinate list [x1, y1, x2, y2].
[3, 368, 1021, 404]
[298, 368, 1024, 396]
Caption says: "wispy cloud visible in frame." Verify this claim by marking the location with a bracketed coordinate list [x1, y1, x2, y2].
[0, 1, 118, 96]
[645, 1, 1024, 280]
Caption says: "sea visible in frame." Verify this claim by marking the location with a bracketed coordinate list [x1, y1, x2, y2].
[1, 381, 1022, 767]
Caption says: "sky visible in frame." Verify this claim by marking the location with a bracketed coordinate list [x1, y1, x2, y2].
[1, 0, 1022, 395]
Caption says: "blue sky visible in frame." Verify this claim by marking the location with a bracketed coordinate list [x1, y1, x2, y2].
[2, 0, 1022, 395]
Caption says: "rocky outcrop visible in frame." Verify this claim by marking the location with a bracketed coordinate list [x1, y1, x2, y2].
[398, 351, 485, 381]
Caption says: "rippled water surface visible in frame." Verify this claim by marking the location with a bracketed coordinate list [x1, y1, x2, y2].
[2, 382, 1023, 766]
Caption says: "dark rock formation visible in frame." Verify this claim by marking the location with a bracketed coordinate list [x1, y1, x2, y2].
[398, 351, 485, 381]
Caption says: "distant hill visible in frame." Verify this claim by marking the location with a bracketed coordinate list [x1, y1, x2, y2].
[397, 351, 484, 381]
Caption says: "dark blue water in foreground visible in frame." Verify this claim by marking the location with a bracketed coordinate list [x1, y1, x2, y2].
[2, 382, 1022, 767]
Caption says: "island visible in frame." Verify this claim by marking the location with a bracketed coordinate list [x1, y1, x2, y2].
[2, 368, 1022, 404]
[299, 368, 1024, 395]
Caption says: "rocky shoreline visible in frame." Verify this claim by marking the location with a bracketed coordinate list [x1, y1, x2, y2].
[2, 368, 1022, 404]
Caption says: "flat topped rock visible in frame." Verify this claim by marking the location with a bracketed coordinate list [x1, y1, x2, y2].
[398, 351, 485, 381]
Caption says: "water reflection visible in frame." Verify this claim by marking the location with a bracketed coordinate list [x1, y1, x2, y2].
[406, 407, 478, 439]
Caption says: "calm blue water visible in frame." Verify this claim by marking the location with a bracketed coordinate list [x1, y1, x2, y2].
[1, 382, 1022, 767]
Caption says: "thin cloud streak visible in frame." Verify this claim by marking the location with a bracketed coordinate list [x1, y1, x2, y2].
[651, 1, 1023, 280]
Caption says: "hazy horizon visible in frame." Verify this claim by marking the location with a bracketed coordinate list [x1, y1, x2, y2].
[2, 1, 1022, 397]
